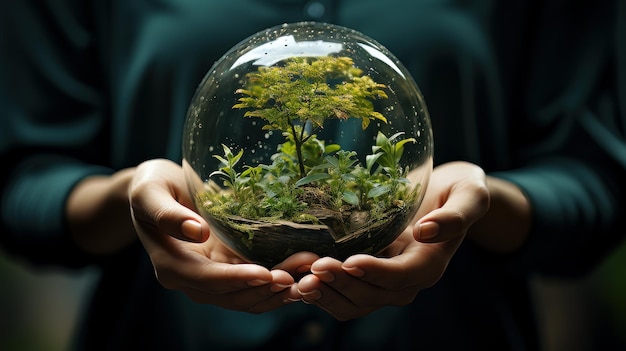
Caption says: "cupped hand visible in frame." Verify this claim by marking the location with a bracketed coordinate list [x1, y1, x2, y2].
[295, 161, 490, 320]
[129, 159, 306, 313]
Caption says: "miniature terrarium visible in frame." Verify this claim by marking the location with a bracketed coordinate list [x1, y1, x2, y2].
[182, 22, 433, 268]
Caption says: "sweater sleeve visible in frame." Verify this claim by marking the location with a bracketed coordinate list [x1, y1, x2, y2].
[1, 157, 112, 267]
[492, 152, 625, 277]
[488, 0, 626, 276]
[0, 1, 112, 268]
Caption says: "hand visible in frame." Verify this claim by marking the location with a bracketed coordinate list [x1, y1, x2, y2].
[294, 161, 490, 320]
[129, 158, 306, 313]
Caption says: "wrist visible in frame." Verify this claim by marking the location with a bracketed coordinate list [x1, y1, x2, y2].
[467, 176, 531, 254]
[67, 168, 137, 255]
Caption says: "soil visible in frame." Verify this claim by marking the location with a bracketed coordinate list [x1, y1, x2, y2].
[297, 185, 372, 240]
[202, 185, 416, 268]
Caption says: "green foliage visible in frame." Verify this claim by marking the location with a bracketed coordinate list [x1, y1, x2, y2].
[207, 130, 416, 221]
[203, 55, 417, 224]
[234, 56, 387, 177]
[210, 145, 246, 201]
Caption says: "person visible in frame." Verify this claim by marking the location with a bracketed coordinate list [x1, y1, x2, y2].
[1, 0, 624, 350]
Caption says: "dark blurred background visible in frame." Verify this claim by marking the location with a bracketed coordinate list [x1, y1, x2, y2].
[0, 253, 97, 351]
[1, 242, 626, 351]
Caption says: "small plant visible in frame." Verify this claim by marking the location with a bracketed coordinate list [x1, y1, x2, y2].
[198, 55, 419, 245]
[233, 56, 388, 178]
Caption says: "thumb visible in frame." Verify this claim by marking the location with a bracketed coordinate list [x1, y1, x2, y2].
[413, 161, 490, 243]
[414, 189, 489, 243]
[414, 220, 440, 242]
[130, 159, 211, 243]
[180, 218, 210, 243]
[130, 185, 210, 243]
[414, 210, 466, 243]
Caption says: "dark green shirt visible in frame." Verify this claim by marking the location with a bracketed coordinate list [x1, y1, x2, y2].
[1, 0, 625, 350]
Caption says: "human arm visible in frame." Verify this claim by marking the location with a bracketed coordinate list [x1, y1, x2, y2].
[295, 161, 495, 320]
[0, 1, 306, 312]
[0, 1, 112, 267]
[126, 158, 308, 312]
[296, 149, 620, 320]
[481, 0, 626, 275]
[294, 0, 626, 319]
[466, 175, 530, 254]
[66, 157, 310, 312]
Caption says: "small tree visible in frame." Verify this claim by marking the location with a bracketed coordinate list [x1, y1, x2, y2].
[233, 56, 388, 178]
[206, 55, 417, 223]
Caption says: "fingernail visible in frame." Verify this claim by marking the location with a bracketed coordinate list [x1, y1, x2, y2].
[417, 221, 439, 241]
[270, 283, 291, 292]
[284, 298, 301, 304]
[247, 279, 271, 287]
[343, 266, 365, 277]
[181, 219, 203, 241]
[298, 289, 321, 300]
[311, 269, 335, 282]
[296, 264, 312, 273]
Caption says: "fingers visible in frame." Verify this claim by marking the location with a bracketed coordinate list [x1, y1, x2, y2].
[180, 266, 298, 313]
[157, 252, 271, 293]
[294, 224, 465, 320]
[296, 256, 419, 320]
[298, 272, 378, 321]
[128, 158, 491, 319]
[147, 237, 302, 313]
[129, 159, 306, 313]
[343, 229, 463, 294]
[181, 219, 207, 242]
[273, 251, 320, 279]
[153, 245, 300, 312]
[414, 161, 490, 243]
[130, 159, 210, 243]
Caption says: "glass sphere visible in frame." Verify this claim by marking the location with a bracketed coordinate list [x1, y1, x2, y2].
[182, 22, 433, 268]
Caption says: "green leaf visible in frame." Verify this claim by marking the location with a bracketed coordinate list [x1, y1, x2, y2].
[366, 153, 383, 171]
[341, 173, 357, 182]
[324, 143, 341, 154]
[388, 132, 406, 142]
[324, 154, 340, 167]
[375, 131, 389, 146]
[209, 170, 228, 179]
[394, 138, 417, 153]
[342, 190, 360, 206]
[230, 148, 244, 166]
[368, 184, 391, 198]
[295, 173, 330, 187]
[212, 154, 229, 167]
